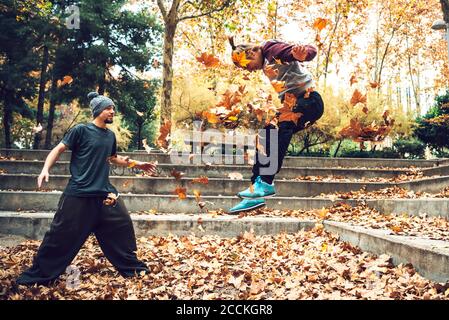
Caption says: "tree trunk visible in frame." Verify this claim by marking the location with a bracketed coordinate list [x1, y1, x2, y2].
[441, 0, 449, 22]
[33, 45, 50, 150]
[98, 58, 107, 95]
[3, 98, 13, 149]
[45, 74, 58, 149]
[333, 139, 343, 157]
[161, 21, 177, 124]
[137, 122, 142, 150]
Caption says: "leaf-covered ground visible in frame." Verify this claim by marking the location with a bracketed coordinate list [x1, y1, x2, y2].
[318, 186, 449, 200]
[1, 227, 449, 300]
[211, 203, 449, 242]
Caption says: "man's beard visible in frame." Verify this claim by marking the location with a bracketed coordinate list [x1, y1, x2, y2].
[104, 118, 113, 124]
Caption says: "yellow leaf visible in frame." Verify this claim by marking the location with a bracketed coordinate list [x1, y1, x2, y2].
[232, 51, 251, 68]
[321, 242, 328, 252]
[271, 80, 286, 93]
[313, 18, 330, 31]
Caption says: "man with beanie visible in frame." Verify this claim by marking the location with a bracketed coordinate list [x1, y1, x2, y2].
[16, 92, 157, 286]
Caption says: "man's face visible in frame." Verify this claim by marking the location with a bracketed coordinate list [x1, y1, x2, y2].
[98, 106, 115, 124]
[243, 48, 264, 72]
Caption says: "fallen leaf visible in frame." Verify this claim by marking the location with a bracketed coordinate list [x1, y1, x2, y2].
[228, 172, 244, 180]
[191, 176, 209, 185]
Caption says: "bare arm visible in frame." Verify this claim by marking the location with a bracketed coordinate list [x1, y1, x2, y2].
[38, 142, 67, 188]
[109, 155, 157, 175]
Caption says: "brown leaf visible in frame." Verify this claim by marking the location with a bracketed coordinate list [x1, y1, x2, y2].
[271, 80, 286, 93]
[196, 52, 220, 68]
[170, 169, 184, 181]
[155, 120, 171, 150]
[191, 176, 209, 185]
[369, 81, 379, 89]
[283, 93, 297, 110]
[362, 106, 369, 114]
[278, 111, 302, 125]
[350, 89, 367, 106]
[174, 186, 187, 200]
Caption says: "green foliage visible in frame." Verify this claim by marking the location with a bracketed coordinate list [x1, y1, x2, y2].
[392, 137, 425, 159]
[339, 149, 400, 159]
[0, 0, 163, 149]
[414, 91, 449, 151]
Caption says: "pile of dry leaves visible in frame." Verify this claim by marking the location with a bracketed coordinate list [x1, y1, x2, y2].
[1, 227, 448, 300]
[319, 186, 449, 200]
[224, 202, 449, 242]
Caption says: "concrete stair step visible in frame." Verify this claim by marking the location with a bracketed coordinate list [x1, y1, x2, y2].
[1, 173, 449, 195]
[0, 160, 416, 179]
[2, 149, 447, 168]
[1, 211, 448, 283]
[1, 191, 449, 218]
[0, 174, 405, 196]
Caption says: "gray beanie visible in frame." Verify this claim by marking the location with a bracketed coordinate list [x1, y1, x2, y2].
[87, 92, 115, 118]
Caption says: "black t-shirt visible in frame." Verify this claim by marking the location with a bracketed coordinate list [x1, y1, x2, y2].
[62, 123, 118, 197]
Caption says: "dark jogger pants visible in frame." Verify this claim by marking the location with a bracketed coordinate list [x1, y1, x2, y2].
[251, 91, 324, 184]
[16, 194, 149, 285]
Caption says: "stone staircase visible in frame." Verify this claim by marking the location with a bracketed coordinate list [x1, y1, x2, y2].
[1, 149, 449, 282]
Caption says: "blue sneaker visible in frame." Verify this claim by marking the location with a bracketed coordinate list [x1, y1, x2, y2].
[228, 198, 266, 214]
[238, 176, 276, 199]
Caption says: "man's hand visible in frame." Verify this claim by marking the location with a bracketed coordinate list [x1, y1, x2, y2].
[37, 170, 49, 188]
[291, 45, 308, 61]
[134, 161, 157, 176]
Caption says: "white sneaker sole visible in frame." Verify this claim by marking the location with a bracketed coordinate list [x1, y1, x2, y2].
[228, 202, 266, 214]
[238, 193, 276, 199]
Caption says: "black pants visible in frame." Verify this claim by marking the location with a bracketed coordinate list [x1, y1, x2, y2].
[16, 194, 148, 285]
[251, 91, 324, 184]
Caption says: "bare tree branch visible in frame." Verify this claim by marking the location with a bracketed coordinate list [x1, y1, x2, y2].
[177, 0, 232, 22]
[157, 0, 168, 21]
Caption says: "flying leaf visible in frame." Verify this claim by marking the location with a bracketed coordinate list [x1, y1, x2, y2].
[350, 89, 367, 106]
[283, 93, 297, 110]
[170, 169, 184, 181]
[255, 134, 267, 156]
[350, 75, 358, 86]
[32, 123, 43, 134]
[193, 190, 202, 203]
[278, 111, 302, 125]
[196, 52, 220, 68]
[191, 176, 209, 185]
[142, 139, 153, 154]
[57, 75, 73, 88]
[362, 106, 369, 114]
[369, 81, 379, 89]
[313, 18, 330, 31]
[271, 80, 286, 93]
[203, 111, 220, 124]
[232, 51, 251, 67]
[174, 186, 187, 200]
[263, 64, 279, 78]
[155, 120, 171, 150]
[136, 110, 144, 117]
